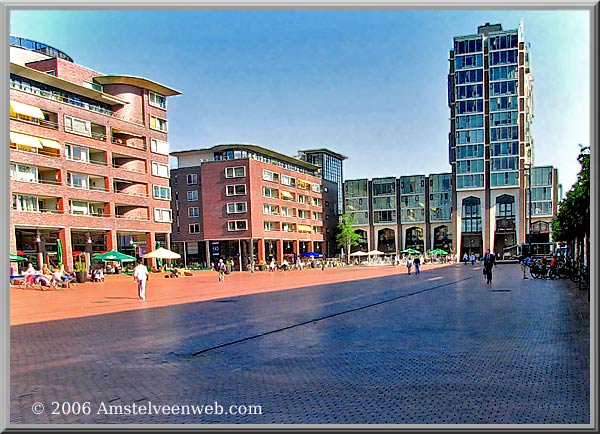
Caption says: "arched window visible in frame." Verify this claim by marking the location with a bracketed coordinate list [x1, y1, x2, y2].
[377, 228, 396, 253]
[462, 197, 481, 233]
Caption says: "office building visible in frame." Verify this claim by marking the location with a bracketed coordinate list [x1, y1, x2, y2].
[344, 173, 453, 254]
[9, 36, 180, 269]
[297, 149, 347, 256]
[170, 144, 325, 269]
[448, 22, 541, 257]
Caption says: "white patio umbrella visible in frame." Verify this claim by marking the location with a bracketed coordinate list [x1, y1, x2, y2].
[367, 250, 385, 256]
[350, 251, 369, 257]
[144, 247, 181, 259]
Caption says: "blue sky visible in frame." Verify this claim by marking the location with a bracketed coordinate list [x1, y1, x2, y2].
[10, 9, 590, 194]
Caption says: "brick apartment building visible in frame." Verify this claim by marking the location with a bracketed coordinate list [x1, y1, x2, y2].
[9, 36, 180, 270]
[170, 144, 326, 270]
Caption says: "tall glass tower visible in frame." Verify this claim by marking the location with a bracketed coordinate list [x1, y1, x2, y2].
[448, 22, 534, 258]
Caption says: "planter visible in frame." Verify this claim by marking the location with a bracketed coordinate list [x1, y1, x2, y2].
[259, 265, 266, 271]
[75, 271, 87, 283]
[225, 265, 232, 275]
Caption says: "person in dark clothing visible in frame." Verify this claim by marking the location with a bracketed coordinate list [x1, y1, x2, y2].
[483, 249, 495, 284]
[413, 256, 421, 275]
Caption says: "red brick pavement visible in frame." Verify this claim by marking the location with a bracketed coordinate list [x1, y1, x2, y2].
[10, 263, 452, 325]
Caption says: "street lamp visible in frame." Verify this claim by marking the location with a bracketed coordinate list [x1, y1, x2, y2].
[524, 163, 533, 258]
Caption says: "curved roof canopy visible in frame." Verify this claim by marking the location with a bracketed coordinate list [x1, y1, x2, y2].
[93, 75, 181, 97]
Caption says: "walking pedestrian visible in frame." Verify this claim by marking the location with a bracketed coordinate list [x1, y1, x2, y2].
[483, 249, 495, 284]
[413, 256, 421, 275]
[406, 258, 413, 275]
[463, 253, 468, 266]
[470, 254, 476, 266]
[520, 254, 530, 279]
[133, 258, 149, 300]
[217, 258, 226, 282]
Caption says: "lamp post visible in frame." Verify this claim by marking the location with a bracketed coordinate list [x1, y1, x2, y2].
[524, 163, 533, 258]
[86, 234, 93, 271]
[35, 234, 43, 269]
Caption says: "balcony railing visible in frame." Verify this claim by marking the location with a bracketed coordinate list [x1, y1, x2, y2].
[112, 163, 147, 174]
[114, 190, 149, 198]
[11, 207, 65, 214]
[11, 146, 61, 158]
[115, 214, 149, 221]
[10, 177, 61, 186]
[66, 157, 108, 166]
[111, 137, 147, 151]
[10, 114, 59, 130]
[10, 80, 144, 125]
[67, 184, 110, 192]
[70, 211, 112, 218]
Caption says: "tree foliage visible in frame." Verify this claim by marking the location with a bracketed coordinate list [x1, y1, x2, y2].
[552, 145, 590, 261]
[336, 214, 363, 261]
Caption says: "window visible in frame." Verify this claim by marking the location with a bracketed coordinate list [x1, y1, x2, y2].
[281, 174, 296, 187]
[298, 209, 310, 219]
[154, 208, 172, 222]
[312, 197, 322, 207]
[152, 185, 171, 200]
[264, 221, 278, 231]
[64, 115, 91, 136]
[187, 190, 198, 201]
[189, 223, 200, 234]
[312, 212, 323, 221]
[151, 162, 170, 178]
[281, 206, 295, 217]
[67, 172, 88, 189]
[149, 91, 167, 109]
[263, 204, 279, 215]
[13, 194, 39, 212]
[262, 186, 278, 198]
[227, 202, 247, 213]
[10, 164, 38, 183]
[227, 220, 248, 231]
[313, 225, 323, 234]
[311, 184, 321, 193]
[225, 166, 246, 178]
[150, 138, 169, 155]
[298, 194, 310, 204]
[65, 144, 89, 162]
[281, 222, 295, 232]
[226, 184, 246, 196]
[70, 200, 89, 216]
[149, 115, 168, 132]
[188, 207, 200, 218]
[187, 174, 198, 185]
[262, 170, 280, 183]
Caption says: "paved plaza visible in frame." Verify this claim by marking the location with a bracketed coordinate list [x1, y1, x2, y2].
[10, 263, 590, 425]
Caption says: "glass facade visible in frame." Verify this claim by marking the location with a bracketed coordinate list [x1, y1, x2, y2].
[303, 151, 345, 214]
[451, 26, 526, 191]
[372, 178, 397, 224]
[528, 167, 554, 217]
[344, 179, 369, 225]
[429, 174, 452, 222]
[400, 176, 425, 224]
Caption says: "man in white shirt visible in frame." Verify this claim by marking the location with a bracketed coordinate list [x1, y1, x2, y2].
[133, 259, 149, 300]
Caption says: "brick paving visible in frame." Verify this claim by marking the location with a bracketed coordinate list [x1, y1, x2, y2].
[10, 263, 590, 425]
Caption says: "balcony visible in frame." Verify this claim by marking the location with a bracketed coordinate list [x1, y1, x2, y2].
[111, 128, 147, 151]
[10, 79, 144, 125]
[113, 179, 148, 197]
[115, 205, 149, 220]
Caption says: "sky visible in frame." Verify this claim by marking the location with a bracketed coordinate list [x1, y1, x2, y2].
[9, 8, 591, 194]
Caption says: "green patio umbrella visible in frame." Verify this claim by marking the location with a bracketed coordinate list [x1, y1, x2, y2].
[93, 250, 136, 263]
[429, 248, 449, 255]
[401, 248, 421, 254]
[10, 253, 27, 262]
[56, 239, 63, 266]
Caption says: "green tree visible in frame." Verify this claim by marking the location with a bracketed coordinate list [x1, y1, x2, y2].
[336, 214, 363, 263]
[552, 145, 590, 265]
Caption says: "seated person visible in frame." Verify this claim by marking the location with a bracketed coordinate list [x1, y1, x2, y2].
[93, 268, 105, 282]
[52, 268, 70, 288]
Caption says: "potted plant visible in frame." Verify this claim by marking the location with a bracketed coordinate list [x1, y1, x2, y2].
[74, 254, 88, 283]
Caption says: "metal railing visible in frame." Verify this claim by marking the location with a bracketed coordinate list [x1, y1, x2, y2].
[111, 163, 147, 174]
[10, 114, 59, 130]
[11, 80, 144, 125]
[114, 190, 149, 198]
[11, 207, 65, 214]
[111, 137, 147, 151]
[11, 146, 61, 158]
[11, 177, 61, 186]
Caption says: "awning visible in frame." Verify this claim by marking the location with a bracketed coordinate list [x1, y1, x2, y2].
[10, 131, 42, 149]
[112, 128, 144, 138]
[297, 224, 313, 233]
[10, 100, 44, 119]
[39, 138, 62, 150]
[280, 191, 294, 200]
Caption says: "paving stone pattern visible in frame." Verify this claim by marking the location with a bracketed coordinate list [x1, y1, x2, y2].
[11, 264, 589, 425]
